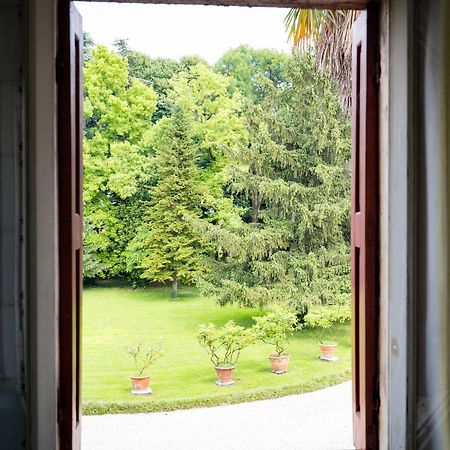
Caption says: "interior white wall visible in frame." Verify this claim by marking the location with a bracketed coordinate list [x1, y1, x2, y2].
[28, 0, 59, 448]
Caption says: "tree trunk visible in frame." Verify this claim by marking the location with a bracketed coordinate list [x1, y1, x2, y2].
[251, 194, 261, 224]
[171, 274, 178, 299]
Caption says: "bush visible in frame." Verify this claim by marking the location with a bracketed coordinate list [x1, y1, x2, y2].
[252, 306, 299, 356]
[124, 341, 163, 376]
[303, 305, 351, 345]
[197, 321, 255, 368]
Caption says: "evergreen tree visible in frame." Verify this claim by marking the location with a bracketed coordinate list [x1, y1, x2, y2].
[196, 54, 351, 313]
[125, 108, 205, 297]
[168, 62, 246, 225]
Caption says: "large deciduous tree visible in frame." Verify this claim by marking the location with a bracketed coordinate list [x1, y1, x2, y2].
[215, 46, 289, 103]
[83, 45, 157, 279]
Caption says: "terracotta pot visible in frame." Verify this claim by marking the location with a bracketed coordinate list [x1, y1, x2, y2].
[269, 354, 291, 374]
[215, 365, 236, 386]
[130, 375, 152, 395]
[319, 343, 338, 361]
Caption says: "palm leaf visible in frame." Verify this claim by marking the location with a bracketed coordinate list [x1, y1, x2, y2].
[285, 9, 359, 114]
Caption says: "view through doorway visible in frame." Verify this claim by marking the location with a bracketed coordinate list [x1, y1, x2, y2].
[57, 2, 379, 449]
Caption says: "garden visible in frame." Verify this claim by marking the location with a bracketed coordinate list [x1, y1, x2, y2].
[82, 286, 350, 414]
[82, 33, 353, 415]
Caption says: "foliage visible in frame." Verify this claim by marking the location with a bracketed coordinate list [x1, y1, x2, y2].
[125, 108, 205, 297]
[83, 32, 95, 63]
[284, 9, 359, 113]
[215, 46, 289, 103]
[114, 38, 183, 121]
[168, 62, 246, 224]
[252, 306, 299, 356]
[197, 321, 255, 368]
[82, 42, 351, 309]
[83, 45, 157, 279]
[303, 305, 351, 344]
[124, 341, 163, 376]
[196, 53, 351, 313]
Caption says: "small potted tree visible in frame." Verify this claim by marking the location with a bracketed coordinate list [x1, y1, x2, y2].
[304, 305, 351, 361]
[124, 341, 163, 395]
[197, 321, 255, 386]
[253, 306, 298, 374]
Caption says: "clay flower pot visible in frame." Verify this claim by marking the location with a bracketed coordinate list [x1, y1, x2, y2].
[319, 343, 338, 362]
[215, 365, 236, 386]
[130, 375, 152, 395]
[269, 354, 291, 374]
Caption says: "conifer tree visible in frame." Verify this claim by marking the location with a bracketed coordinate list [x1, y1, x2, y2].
[125, 108, 205, 297]
[196, 54, 351, 313]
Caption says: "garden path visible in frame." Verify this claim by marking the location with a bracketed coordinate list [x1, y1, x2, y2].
[82, 381, 353, 450]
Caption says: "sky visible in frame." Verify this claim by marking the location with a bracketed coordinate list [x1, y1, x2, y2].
[74, 2, 292, 63]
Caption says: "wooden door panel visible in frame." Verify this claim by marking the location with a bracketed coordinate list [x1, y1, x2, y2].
[57, 2, 83, 448]
[351, 6, 379, 450]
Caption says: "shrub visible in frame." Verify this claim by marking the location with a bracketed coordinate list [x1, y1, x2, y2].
[124, 341, 163, 376]
[197, 321, 255, 368]
[303, 305, 351, 345]
[252, 306, 299, 356]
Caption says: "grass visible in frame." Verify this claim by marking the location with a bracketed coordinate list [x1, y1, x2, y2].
[82, 286, 351, 415]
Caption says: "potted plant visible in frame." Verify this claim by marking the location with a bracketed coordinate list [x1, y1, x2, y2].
[124, 341, 163, 395]
[304, 305, 351, 361]
[253, 306, 299, 374]
[197, 321, 255, 386]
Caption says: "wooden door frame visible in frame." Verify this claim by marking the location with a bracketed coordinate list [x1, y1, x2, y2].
[351, 6, 379, 449]
[57, 1, 83, 448]
[57, 1, 380, 449]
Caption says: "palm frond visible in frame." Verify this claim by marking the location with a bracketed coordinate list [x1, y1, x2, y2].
[285, 9, 359, 114]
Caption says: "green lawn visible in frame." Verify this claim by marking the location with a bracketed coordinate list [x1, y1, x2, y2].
[82, 286, 351, 414]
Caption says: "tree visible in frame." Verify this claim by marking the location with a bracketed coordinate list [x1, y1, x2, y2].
[83, 32, 95, 63]
[284, 9, 359, 114]
[196, 54, 351, 313]
[83, 45, 157, 279]
[125, 108, 206, 298]
[168, 62, 246, 224]
[114, 39, 183, 121]
[114, 40, 209, 122]
[215, 46, 289, 103]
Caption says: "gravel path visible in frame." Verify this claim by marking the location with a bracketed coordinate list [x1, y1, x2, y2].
[82, 381, 354, 450]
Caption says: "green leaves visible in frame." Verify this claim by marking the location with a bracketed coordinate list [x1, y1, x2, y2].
[125, 108, 206, 290]
[197, 321, 256, 367]
[196, 53, 351, 312]
[303, 305, 351, 344]
[252, 306, 299, 356]
[83, 43, 351, 311]
[83, 46, 158, 279]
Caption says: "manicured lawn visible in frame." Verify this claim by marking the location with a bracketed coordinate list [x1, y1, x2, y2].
[82, 286, 351, 414]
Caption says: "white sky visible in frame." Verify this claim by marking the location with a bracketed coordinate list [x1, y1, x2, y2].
[74, 2, 292, 63]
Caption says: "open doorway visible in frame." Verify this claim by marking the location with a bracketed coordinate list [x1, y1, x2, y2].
[57, 2, 378, 449]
